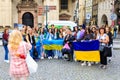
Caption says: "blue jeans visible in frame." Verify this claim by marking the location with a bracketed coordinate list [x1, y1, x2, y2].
[54, 50, 62, 58]
[47, 50, 54, 57]
[30, 44, 35, 58]
[114, 31, 117, 38]
[36, 46, 41, 58]
[3, 45, 9, 60]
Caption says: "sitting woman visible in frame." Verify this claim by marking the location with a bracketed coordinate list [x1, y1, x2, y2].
[62, 28, 75, 61]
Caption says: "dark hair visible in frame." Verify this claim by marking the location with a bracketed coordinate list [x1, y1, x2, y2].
[85, 28, 91, 34]
[99, 27, 106, 34]
[4, 28, 9, 34]
[73, 26, 78, 32]
[39, 28, 44, 34]
[54, 28, 58, 32]
[51, 24, 54, 26]
[58, 28, 63, 33]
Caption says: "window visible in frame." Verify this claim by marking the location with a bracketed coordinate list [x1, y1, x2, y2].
[61, 0, 68, 9]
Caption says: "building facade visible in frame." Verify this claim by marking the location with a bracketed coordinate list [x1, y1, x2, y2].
[84, 0, 92, 26]
[78, 0, 85, 25]
[92, 0, 98, 25]
[114, 0, 120, 31]
[0, 0, 82, 28]
[98, 0, 113, 27]
[0, 0, 12, 28]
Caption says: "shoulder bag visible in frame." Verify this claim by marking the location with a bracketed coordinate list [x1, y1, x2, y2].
[23, 43, 38, 74]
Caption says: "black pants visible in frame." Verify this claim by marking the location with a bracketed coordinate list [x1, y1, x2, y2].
[100, 51, 107, 65]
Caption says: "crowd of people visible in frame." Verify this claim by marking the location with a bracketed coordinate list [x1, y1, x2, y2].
[2, 24, 114, 79]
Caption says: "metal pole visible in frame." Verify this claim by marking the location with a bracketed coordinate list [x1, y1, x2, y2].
[45, 6, 48, 29]
[84, 0, 86, 25]
[77, 0, 79, 26]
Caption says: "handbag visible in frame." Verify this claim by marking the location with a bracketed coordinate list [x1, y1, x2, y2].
[62, 43, 71, 55]
[23, 43, 38, 74]
[104, 46, 112, 57]
[99, 45, 105, 52]
[2, 39, 8, 45]
[63, 43, 70, 49]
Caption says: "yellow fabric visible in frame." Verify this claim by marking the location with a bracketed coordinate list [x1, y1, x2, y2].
[111, 28, 114, 35]
[74, 51, 100, 62]
[44, 45, 63, 50]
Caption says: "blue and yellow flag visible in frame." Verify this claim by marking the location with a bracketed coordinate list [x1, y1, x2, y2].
[73, 40, 100, 62]
[42, 39, 64, 50]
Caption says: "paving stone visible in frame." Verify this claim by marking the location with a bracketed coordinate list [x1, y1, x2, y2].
[0, 46, 120, 80]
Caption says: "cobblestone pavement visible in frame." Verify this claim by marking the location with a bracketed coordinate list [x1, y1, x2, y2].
[0, 46, 120, 80]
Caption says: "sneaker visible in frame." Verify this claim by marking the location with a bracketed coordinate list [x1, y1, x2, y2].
[95, 62, 99, 64]
[99, 64, 103, 68]
[108, 59, 111, 63]
[4, 60, 9, 63]
[87, 62, 92, 66]
[101, 65, 107, 69]
[74, 59, 77, 62]
[54, 56, 58, 59]
[41, 57, 44, 59]
[81, 62, 87, 66]
[48, 57, 51, 59]
[48, 56, 52, 59]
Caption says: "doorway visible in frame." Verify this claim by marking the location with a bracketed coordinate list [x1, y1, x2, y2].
[22, 12, 34, 28]
[101, 14, 108, 26]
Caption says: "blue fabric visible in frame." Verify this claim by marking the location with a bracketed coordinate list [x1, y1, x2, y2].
[3, 45, 9, 60]
[30, 44, 34, 58]
[42, 39, 64, 45]
[46, 32, 54, 40]
[114, 31, 117, 39]
[36, 39, 41, 46]
[36, 46, 41, 58]
[73, 40, 100, 51]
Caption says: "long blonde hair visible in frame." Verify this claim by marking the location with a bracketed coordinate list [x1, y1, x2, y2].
[9, 30, 22, 51]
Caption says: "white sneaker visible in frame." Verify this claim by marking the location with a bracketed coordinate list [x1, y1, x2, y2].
[74, 59, 77, 62]
[41, 57, 44, 59]
[48, 57, 51, 59]
[81, 62, 87, 66]
[54, 56, 58, 59]
[102, 65, 107, 69]
[4, 60, 9, 63]
[48, 56, 52, 59]
[95, 62, 99, 64]
[50, 56, 52, 59]
[87, 62, 92, 66]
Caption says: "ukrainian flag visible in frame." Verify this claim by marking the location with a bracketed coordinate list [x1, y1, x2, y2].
[42, 39, 64, 50]
[73, 40, 100, 62]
